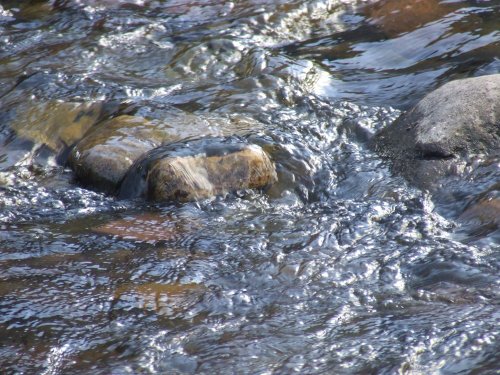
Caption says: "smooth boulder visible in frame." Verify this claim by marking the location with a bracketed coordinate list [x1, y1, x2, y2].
[68, 113, 258, 193]
[119, 137, 277, 202]
[373, 74, 500, 189]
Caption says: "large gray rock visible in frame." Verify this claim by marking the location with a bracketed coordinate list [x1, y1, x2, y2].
[373, 74, 500, 189]
[119, 138, 277, 202]
[68, 113, 259, 193]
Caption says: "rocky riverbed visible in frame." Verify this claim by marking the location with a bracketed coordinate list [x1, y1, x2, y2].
[0, 1, 499, 374]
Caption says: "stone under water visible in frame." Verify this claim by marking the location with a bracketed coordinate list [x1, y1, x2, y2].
[2, 100, 115, 169]
[365, 0, 459, 37]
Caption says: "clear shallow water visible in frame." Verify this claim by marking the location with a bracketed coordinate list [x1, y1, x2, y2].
[0, 1, 499, 374]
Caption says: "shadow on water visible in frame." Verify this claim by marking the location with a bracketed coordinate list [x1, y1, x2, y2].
[0, 0, 499, 374]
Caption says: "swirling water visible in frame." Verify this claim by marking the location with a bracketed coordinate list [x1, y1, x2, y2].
[0, 1, 499, 374]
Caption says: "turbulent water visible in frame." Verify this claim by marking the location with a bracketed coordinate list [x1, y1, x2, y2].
[0, 1, 499, 374]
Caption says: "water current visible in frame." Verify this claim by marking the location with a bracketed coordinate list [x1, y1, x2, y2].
[0, 1, 499, 374]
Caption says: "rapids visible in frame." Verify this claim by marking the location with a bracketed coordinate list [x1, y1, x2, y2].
[0, 1, 499, 374]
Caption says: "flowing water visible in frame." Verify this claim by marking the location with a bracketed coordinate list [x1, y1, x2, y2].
[0, 1, 499, 374]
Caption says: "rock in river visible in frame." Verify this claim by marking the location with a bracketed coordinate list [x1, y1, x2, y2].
[119, 137, 277, 202]
[373, 74, 500, 189]
[68, 115, 167, 193]
[68, 113, 259, 193]
[2, 100, 115, 169]
[365, 0, 459, 37]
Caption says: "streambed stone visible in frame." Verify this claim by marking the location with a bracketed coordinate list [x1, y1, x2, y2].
[3, 100, 114, 168]
[111, 282, 206, 316]
[365, 0, 459, 37]
[10, 101, 111, 151]
[94, 212, 199, 243]
[373, 74, 500, 190]
[460, 196, 499, 224]
[68, 113, 259, 193]
[120, 138, 277, 202]
[68, 115, 166, 193]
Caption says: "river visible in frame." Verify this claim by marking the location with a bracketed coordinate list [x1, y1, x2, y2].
[0, 1, 499, 374]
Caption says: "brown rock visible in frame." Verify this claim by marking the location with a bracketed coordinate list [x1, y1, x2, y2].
[365, 0, 458, 37]
[68, 115, 164, 192]
[459, 197, 500, 227]
[454, 193, 499, 242]
[150, 146, 276, 202]
[69, 113, 260, 193]
[112, 282, 206, 316]
[94, 212, 199, 243]
[9, 100, 110, 156]
[120, 139, 277, 202]
[1, 2, 55, 20]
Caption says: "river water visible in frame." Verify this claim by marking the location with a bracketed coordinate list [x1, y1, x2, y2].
[0, 1, 499, 374]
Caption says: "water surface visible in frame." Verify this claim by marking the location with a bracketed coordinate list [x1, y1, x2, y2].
[0, 1, 499, 374]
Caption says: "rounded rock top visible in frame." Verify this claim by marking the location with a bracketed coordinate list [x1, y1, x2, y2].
[119, 137, 278, 202]
[373, 74, 500, 189]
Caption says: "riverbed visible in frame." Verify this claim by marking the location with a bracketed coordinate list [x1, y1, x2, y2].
[0, 1, 499, 374]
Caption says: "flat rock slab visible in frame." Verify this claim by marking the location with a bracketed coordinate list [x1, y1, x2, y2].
[373, 74, 500, 189]
[2, 100, 115, 169]
[94, 212, 199, 243]
[120, 137, 277, 202]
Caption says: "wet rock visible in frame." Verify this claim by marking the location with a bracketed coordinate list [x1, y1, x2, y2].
[94, 212, 198, 243]
[112, 282, 206, 316]
[373, 74, 500, 190]
[3, 101, 113, 169]
[147, 146, 277, 202]
[120, 137, 277, 202]
[69, 114, 260, 194]
[458, 195, 499, 239]
[412, 281, 492, 305]
[0, 1, 55, 21]
[68, 115, 167, 193]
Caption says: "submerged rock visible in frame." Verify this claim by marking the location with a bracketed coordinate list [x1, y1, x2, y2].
[460, 196, 499, 226]
[457, 191, 500, 241]
[111, 282, 206, 316]
[373, 74, 500, 190]
[68, 113, 258, 193]
[3, 100, 114, 169]
[365, 0, 459, 37]
[10, 101, 111, 151]
[120, 137, 277, 202]
[94, 212, 199, 243]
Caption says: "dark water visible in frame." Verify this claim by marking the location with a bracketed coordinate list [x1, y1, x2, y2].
[0, 1, 499, 374]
